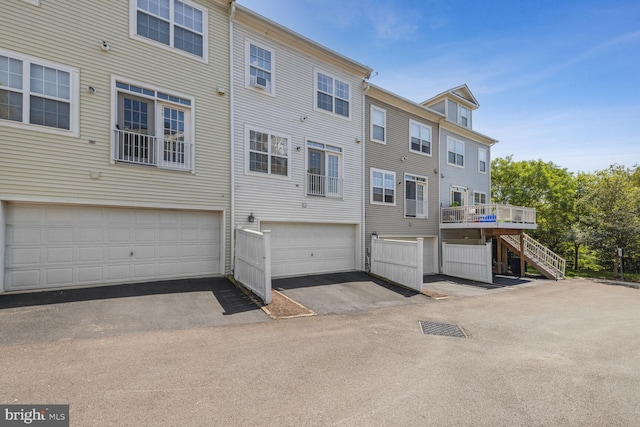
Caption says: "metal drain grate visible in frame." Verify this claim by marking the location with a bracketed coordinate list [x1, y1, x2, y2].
[419, 321, 467, 338]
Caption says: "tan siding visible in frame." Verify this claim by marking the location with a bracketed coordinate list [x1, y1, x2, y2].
[0, 0, 232, 271]
[364, 95, 440, 252]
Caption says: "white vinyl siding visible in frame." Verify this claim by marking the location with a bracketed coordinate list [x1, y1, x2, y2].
[370, 105, 386, 143]
[409, 119, 432, 156]
[246, 40, 274, 93]
[315, 70, 350, 118]
[0, 48, 79, 136]
[245, 126, 290, 177]
[371, 168, 395, 206]
[478, 147, 487, 173]
[447, 136, 464, 167]
[130, 0, 208, 61]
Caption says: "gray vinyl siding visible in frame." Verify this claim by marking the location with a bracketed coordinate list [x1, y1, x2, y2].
[447, 99, 458, 122]
[364, 95, 440, 252]
[439, 129, 491, 207]
[232, 19, 368, 268]
[0, 0, 232, 271]
[430, 100, 446, 115]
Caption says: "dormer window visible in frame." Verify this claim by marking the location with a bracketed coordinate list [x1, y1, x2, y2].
[458, 105, 470, 128]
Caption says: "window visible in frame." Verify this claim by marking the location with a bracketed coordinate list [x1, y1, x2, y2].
[450, 185, 467, 206]
[447, 137, 464, 167]
[113, 79, 194, 171]
[132, 0, 208, 60]
[478, 147, 487, 173]
[458, 105, 470, 127]
[409, 120, 432, 155]
[247, 41, 273, 93]
[246, 127, 289, 177]
[370, 168, 395, 205]
[474, 191, 487, 205]
[405, 174, 427, 218]
[307, 141, 342, 198]
[316, 71, 350, 118]
[370, 105, 386, 143]
[0, 49, 78, 135]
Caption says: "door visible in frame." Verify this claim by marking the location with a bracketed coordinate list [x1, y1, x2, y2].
[117, 94, 154, 164]
[160, 104, 189, 169]
[5, 204, 221, 291]
[405, 175, 427, 218]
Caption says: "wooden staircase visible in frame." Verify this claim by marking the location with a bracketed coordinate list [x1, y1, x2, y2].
[501, 233, 566, 280]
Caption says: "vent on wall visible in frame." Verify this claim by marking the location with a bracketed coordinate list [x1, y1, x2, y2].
[252, 76, 268, 90]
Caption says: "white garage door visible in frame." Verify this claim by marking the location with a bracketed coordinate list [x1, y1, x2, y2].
[5, 203, 221, 291]
[262, 222, 356, 278]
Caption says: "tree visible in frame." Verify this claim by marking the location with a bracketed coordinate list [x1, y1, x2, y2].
[577, 165, 640, 274]
[491, 156, 577, 255]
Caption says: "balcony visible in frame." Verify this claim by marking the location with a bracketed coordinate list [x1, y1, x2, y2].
[440, 204, 537, 229]
[306, 173, 343, 198]
[113, 129, 193, 171]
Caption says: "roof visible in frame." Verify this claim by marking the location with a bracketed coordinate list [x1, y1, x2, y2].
[421, 84, 480, 110]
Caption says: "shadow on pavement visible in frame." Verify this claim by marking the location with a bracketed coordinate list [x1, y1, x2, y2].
[0, 277, 258, 316]
[273, 271, 418, 298]
[423, 274, 539, 290]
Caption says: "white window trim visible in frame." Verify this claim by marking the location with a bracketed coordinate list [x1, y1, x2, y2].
[450, 185, 468, 206]
[473, 191, 487, 205]
[404, 173, 428, 219]
[244, 125, 291, 179]
[245, 39, 275, 96]
[446, 136, 465, 168]
[129, 0, 209, 63]
[370, 167, 396, 206]
[313, 68, 351, 120]
[409, 119, 432, 157]
[305, 139, 345, 199]
[478, 147, 487, 174]
[0, 48, 79, 137]
[458, 105, 470, 128]
[370, 105, 386, 144]
[110, 75, 196, 173]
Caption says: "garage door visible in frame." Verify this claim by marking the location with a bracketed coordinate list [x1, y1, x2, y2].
[5, 203, 221, 291]
[262, 222, 356, 278]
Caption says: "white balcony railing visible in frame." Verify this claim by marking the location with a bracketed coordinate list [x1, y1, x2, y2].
[113, 129, 193, 171]
[307, 173, 343, 198]
[441, 204, 536, 227]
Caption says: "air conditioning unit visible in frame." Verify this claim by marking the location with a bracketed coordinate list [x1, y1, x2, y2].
[252, 76, 268, 90]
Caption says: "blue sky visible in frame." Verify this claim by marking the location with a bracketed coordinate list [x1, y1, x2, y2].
[237, 0, 640, 173]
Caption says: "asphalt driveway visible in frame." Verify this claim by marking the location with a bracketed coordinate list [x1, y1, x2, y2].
[0, 277, 268, 345]
[273, 271, 430, 315]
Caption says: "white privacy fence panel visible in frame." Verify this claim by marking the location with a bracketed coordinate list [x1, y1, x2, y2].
[234, 226, 272, 304]
[442, 242, 492, 284]
[371, 237, 423, 292]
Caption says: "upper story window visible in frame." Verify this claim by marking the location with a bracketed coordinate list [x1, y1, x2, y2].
[405, 174, 428, 218]
[112, 79, 194, 171]
[458, 105, 470, 128]
[315, 71, 350, 118]
[247, 41, 273, 93]
[474, 191, 487, 205]
[370, 168, 395, 205]
[132, 0, 208, 60]
[370, 105, 386, 143]
[0, 49, 79, 136]
[246, 126, 289, 177]
[307, 141, 343, 198]
[447, 137, 464, 167]
[409, 120, 432, 155]
[478, 147, 487, 173]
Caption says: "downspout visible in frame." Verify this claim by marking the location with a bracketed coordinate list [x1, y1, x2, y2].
[229, 0, 236, 274]
[361, 79, 371, 271]
[437, 117, 445, 274]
